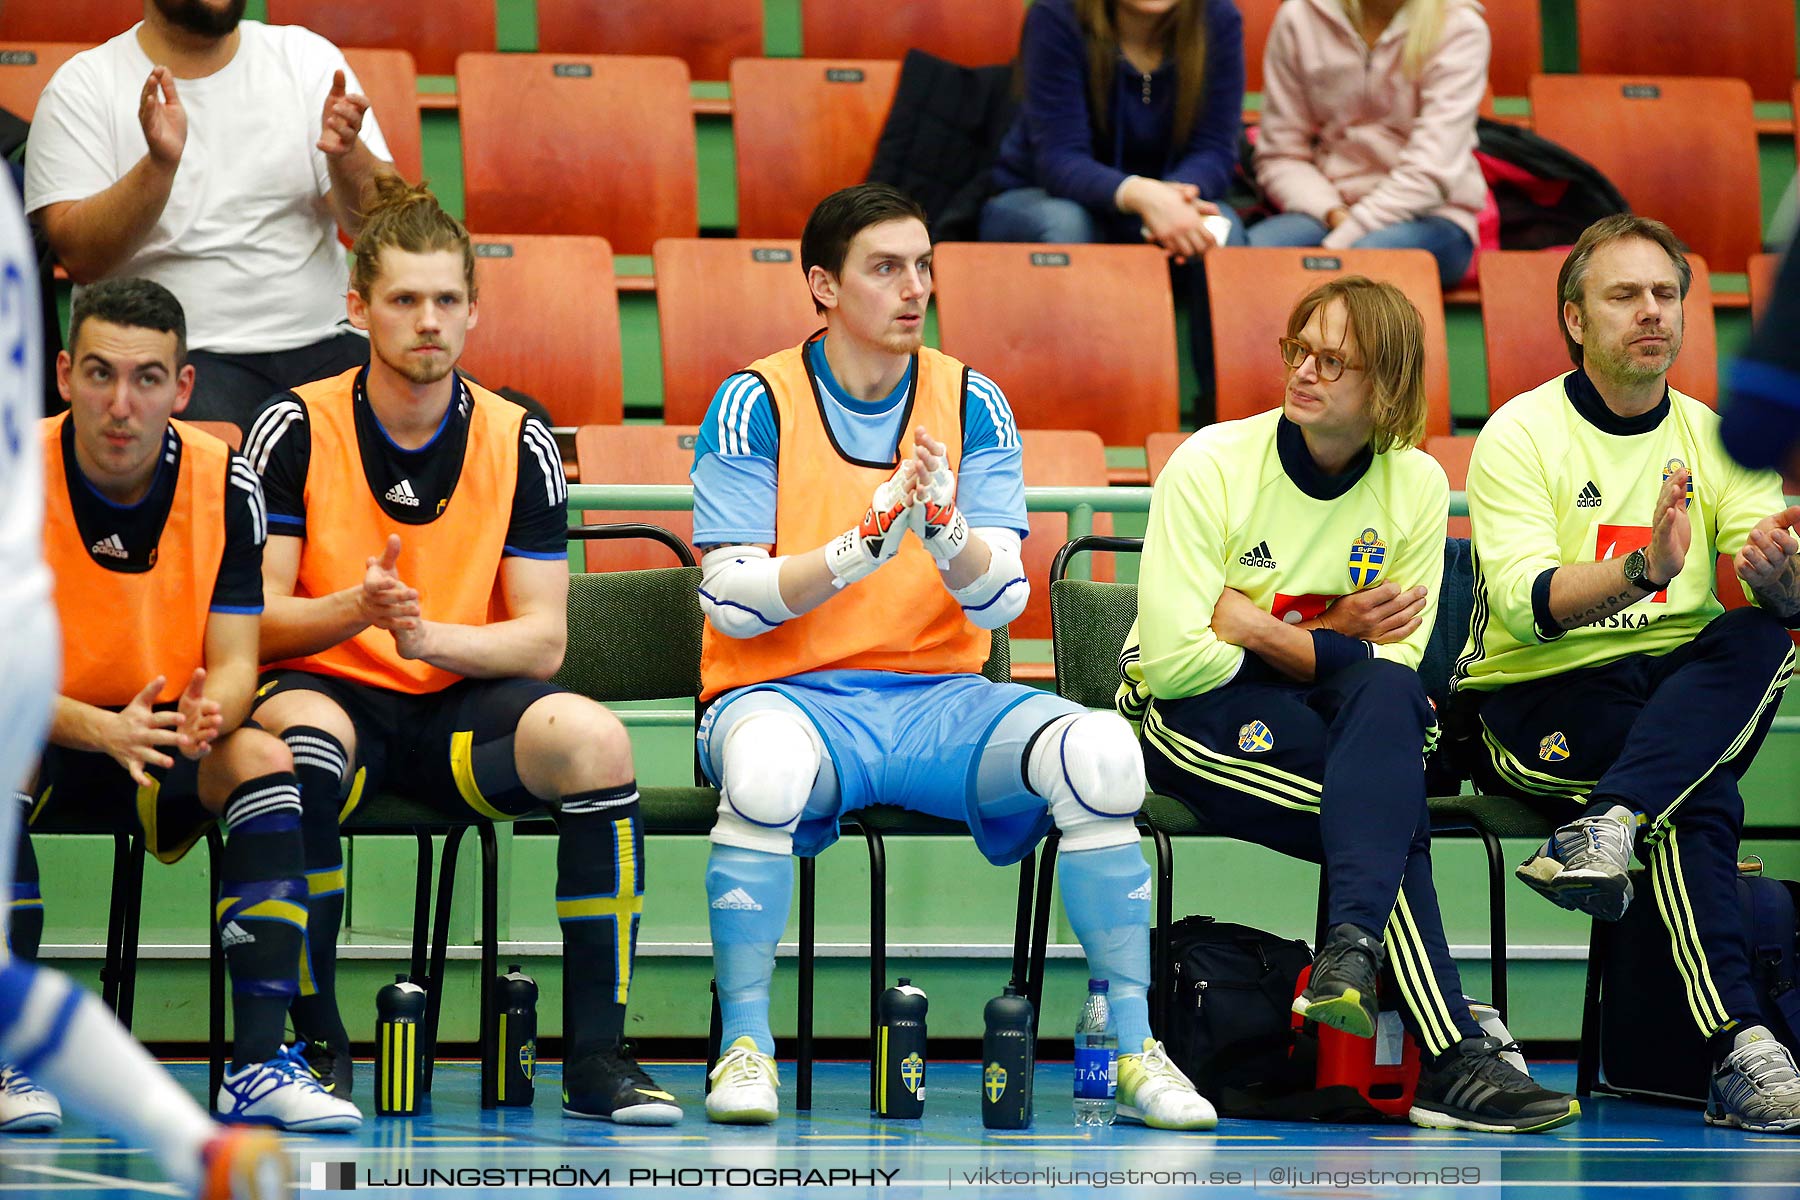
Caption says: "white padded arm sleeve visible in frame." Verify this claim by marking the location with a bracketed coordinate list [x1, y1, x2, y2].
[951, 527, 1029, 630]
[699, 545, 798, 639]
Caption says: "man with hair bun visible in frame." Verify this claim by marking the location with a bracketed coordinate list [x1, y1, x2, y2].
[244, 179, 679, 1124]
[1128, 275, 1579, 1133]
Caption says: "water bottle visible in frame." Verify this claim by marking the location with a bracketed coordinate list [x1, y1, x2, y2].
[982, 983, 1035, 1129]
[874, 979, 928, 1118]
[374, 975, 427, 1116]
[493, 965, 538, 1107]
[1072, 979, 1117, 1126]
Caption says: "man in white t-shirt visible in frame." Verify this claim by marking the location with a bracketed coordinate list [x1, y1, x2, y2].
[24, 0, 397, 432]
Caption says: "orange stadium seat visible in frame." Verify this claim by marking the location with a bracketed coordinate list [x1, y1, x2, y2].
[1483, 0, 1542, 98]
[457, 53, 696, 254]
[460, 236, 623, 428]
[1205, 247, 1451, 438]
[1576, 0, 1794, 102]
[1017, 429, 1113, 647]
[1239, 0, 1279, 95]
[186, 420, 244, 452]
[535, 0, 762, 82]
[340, 48, 421, 183]
[1477, 249, 1718, 410]
[1424, 435, 1476, 539]
[574, 425, 700, 573]
[0, 0, 133, 43]
[264, 0, 493, 77]
[0, 42, 86, 121]
[650, 238, 823, 425]
[1145, 431, 1188, 485]
[1748, 252, 1780, 324]
[800, 0, 1023, 67]
[729, 58, 900, 240]
[933, 242, 1180, 448]
[1529, 75, 1759, 274]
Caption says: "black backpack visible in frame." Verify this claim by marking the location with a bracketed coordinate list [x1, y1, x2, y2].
[1598, 867, 1800, 1102]
[1163, 916, 1392, 1120]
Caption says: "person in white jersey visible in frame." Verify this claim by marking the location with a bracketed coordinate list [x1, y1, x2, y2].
[0, 118, 285, 1197]
[24, 0, 397, 432]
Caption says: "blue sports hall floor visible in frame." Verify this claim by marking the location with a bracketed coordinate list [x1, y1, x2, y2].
[2, 1059, 1797, 1197]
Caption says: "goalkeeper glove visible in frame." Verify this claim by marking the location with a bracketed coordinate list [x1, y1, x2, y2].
[912, 450, 970, 566]
[824, 460, 916, 587]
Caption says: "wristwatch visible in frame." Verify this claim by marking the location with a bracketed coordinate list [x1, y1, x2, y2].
[1622, 547, 1670, 593]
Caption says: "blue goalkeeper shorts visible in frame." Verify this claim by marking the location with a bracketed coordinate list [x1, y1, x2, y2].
[698, 669, 1081, 863]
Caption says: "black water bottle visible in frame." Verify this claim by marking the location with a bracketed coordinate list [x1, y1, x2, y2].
[374, 974, 427, 1116]
[982, 984, 1035, 1129]
[493, 965, 538, 1107]
[875, 979, 928, 1118]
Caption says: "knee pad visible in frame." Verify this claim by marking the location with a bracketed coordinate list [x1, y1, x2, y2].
[711, 710, 824, 855]
[1030, 712, 1146, 852]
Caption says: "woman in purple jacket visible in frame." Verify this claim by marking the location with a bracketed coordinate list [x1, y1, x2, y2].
[983, 0, 1247, 415]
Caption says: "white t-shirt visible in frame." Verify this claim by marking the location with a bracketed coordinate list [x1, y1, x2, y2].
[24, 21, 392, 354]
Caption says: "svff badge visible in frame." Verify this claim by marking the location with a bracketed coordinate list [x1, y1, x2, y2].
[901, 1052, 925, 1095]
[984, 1062, 1008, 1102]
[1348, 528, 1386, 590]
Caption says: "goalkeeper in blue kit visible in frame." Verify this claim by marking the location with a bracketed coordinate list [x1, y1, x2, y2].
[1455, 215, 1800, 1133]
[1123, 276, 1578, 1133]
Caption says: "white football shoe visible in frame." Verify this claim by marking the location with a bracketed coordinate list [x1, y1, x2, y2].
[216, 1045, 362, 1132]
[0, 1063, 61, 1132]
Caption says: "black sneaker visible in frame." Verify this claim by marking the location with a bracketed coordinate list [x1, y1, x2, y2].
[1410, 1035, 1580, 1133]
[300, 1038, 354, 1100]
[563, 1044, 682, 1125]
[1292, 923, 1383, 1039]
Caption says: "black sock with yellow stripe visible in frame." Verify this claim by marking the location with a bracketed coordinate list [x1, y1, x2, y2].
[555, 784, 642, 1060]
[7, 794, 42, 961]
[217, 774, 307, 1070]
[283, 726, 351, 1058]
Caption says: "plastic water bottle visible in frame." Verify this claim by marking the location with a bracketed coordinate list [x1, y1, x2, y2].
[1072, 979, 1117, 1126]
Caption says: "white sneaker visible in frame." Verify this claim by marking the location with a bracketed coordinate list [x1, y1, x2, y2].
[0, 1064, 61, 1132]
[216, 1045, 362, 1133]
[1516, 804, 1636, 921]
[705, 1036, 779, 1125]
[1117, 1038, 1217, 1130]
[1706, 1026, 1800, 1133]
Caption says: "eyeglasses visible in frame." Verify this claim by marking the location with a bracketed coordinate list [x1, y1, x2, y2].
[1278, 336, 1361, 382]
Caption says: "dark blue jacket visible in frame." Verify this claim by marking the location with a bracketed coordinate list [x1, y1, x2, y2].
[990, 0, 1245, 210]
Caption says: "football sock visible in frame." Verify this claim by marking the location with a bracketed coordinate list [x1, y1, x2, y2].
[1060, 842, 1154, 1050]
[706, 845, 792, 1056]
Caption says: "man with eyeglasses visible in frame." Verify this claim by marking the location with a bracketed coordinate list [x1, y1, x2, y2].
[1453, 215, 1800, 1133]
[1121, 275, 1580, 1132]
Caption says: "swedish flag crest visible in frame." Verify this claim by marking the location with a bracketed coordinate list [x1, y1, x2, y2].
[1662, 457, 1695, 501]
[984, 1062, 1008, 1102]
[1539, 731, 1570, 762]
[1238, 721, 1274, 754]
[901, 1052, 925, 1094]
[1348, 528, 1387, 590]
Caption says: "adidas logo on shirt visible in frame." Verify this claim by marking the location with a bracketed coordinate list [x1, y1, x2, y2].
[1238, 540, 1278, 569]
[1576, 481, 1603, 509]
[218, 921, 255, 948]
[385, 479, 421, 507]
[90, 533, 129, 559]
[711, 887, 763, 911]
[384, 479, 422, 507]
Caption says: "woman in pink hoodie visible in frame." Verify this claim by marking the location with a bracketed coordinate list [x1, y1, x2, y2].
[1248, 0, 1489, 288]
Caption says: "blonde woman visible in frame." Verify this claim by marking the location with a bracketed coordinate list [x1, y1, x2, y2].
[1249, 0, 1489, 288]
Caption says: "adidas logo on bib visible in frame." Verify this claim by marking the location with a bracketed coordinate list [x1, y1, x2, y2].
[90, 533, 129, 559]
[712, 887, 763, 911]
[1576, 481, 1603, 509]
[385, 479, 421, 507]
